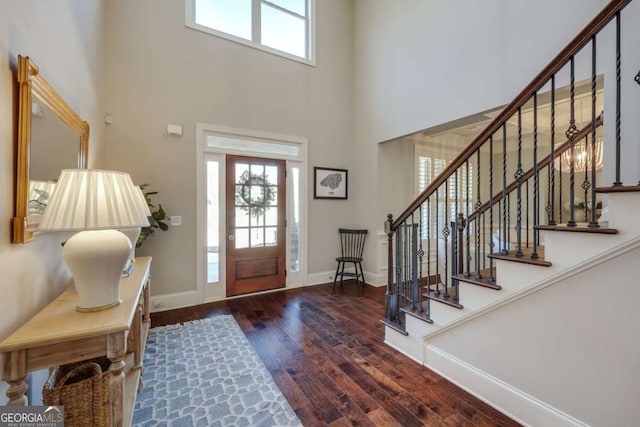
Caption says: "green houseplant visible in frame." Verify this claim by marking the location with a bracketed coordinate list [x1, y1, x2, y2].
[137, 184, 169, 248]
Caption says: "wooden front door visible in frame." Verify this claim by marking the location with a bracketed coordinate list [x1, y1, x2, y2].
[226, 155, 286, 296]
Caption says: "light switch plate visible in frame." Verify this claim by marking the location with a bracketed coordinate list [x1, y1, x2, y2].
[170, 216, 182, 226]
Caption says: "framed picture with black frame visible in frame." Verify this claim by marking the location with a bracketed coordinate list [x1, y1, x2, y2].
[314, 167, 348, 200]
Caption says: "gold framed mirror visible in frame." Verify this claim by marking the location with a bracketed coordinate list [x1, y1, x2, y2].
[12, 55, 89, 243]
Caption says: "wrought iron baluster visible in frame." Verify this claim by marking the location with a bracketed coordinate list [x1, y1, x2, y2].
[418, 208, 424, 312]
[501, 124, 508, 254]
[614, 11, 622, 186]
[515, 107, 524, 257]
[532, 91, 539, 259]
[402, 222, 407, 306]
[410, 215, 419, 311]
[451, 218, 457, 301]
[454, 213, 465, 304]
[589, 34, 599, 227]
[466, 160, 471, 277]
[410, 214, 415, 310]
[435, 187, 440, 296]
[475, 151, 482, 278]
[426, 198, 432, 302]
[559, 153, 563, 224]
[526, 179, 529, 248]
[488, 136, 495, 283]
[451, 168, 462, 280]
[567, 56, 578, 227]
[482, 212, 486, 270]
[508, 192, 511, 247]
[548, 75, 557, 226]
[443, 180, 450, 299]
[583, 134, 590, 222]
[394, 220, 402, 321]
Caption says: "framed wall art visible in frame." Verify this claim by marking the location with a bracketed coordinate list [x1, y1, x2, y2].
[314, 167, 347, 200]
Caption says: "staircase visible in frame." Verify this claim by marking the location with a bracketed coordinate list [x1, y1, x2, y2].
[381, 1, 640, 425]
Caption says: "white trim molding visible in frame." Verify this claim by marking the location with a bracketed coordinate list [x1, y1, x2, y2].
[195, 122, 309, 306]
[424, 345, 588, 427]
[422, 234, 640, 340]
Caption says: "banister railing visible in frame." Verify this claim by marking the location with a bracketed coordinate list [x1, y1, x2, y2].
[468, 115, 603, 223]
[383, 0, 636, 330]
[391, 0, 630, 231]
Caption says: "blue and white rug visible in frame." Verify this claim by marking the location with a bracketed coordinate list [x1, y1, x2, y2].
[132, 316, 301, 427]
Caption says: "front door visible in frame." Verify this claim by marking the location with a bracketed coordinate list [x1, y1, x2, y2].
[226, 155, 286, 296]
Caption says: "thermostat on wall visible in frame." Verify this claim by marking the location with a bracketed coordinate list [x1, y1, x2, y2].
[165, 124, 183, 136]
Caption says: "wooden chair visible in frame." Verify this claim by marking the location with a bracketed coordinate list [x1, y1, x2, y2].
[333, 228, 368, 293]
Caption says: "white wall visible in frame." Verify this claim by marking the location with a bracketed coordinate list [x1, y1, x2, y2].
[428, 241, 640, 426]
[101, 0, 354, 297]
[0, 0, 105, 403]
[352, 0, 640, 280]
[354, 0, 609, 143]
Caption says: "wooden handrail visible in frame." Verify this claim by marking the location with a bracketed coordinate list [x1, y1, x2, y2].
[391, 0, 631, 230]
[467, 114, 603, 222]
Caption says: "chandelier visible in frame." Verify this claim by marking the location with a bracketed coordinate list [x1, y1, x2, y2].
[553, 134, 603, 173]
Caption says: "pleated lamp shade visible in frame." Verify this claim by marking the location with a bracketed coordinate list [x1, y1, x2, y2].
[135, 186, 152, 218]
[120, 186, 153, 269]
[39, 169, 150, 231]
[39, 169, 151, 312]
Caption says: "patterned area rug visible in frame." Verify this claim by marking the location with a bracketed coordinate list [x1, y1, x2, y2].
[132, 316, 301, 426]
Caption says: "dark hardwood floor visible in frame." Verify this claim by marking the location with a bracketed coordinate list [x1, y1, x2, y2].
[151, 281, 520, 426]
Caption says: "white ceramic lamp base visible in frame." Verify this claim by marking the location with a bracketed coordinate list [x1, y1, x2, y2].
[120, 227, 141, 269]
[63, 229, 132, 312]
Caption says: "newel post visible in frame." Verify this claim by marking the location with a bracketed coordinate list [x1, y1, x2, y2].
[384, 214, 398, 322]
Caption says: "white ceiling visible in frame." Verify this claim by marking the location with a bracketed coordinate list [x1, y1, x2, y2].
[400, 78, 605, 154]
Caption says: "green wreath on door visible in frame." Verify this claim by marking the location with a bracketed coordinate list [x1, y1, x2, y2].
[235, 170, 276, 223]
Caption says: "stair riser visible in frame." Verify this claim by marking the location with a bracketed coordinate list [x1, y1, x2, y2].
[543, 231, 626, 269]
[493, 260, 551, 292]
[605, 192, 640, 235]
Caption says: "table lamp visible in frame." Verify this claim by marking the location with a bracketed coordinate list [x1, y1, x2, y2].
[119, 186, 152, 274]
[38, 169, 151, 312]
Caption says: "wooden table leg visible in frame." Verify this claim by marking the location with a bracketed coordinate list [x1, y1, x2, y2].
[107, 333, 126, 427]
[143, 278, 150, 325]
[133, 302, 142, 370]
[2, 349, 28, 406]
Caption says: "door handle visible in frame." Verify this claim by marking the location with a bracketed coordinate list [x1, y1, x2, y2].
[228, 235, 235, 241]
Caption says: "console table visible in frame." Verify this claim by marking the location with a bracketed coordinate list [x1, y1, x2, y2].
[0, 256, 152, 427]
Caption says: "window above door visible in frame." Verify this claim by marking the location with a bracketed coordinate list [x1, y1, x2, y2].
[185, 0, 316, 65]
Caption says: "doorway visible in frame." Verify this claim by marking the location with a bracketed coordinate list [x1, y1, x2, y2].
[196, 123, 308, 304]
[226, 155, 286, 296]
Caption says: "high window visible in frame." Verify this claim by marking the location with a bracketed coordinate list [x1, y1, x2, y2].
[186, 0, 315, 64]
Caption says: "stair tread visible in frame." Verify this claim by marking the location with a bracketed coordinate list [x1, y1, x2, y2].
[400, 306, 434, 324]
[595, 184, 640, 193]
[488, 246, 551, 267]
[536, 223, 619, 234]
[380, 318, 408, 335]
[423, 287, 463, 309]
[453, 268, 501, 290]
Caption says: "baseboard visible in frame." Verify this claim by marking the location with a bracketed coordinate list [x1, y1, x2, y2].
[150, 290, 198, 312]
[151, 270, 385, 313]
[424, 344, 588, 427]
[306, 270, 334, 286]
[153, 281, 321, 312]
[383, 337, 423, 365]
[363, 270, 387, 287]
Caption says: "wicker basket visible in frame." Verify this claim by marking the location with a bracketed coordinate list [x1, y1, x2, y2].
[43, 359, 110, 427]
